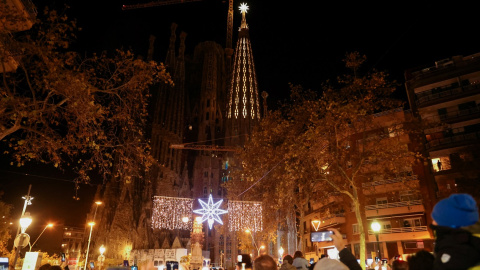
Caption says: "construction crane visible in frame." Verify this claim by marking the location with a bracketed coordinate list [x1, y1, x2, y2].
[121, 0, 235, 54]
[169, 143, 238, 152]
[122, 0, 203, 10]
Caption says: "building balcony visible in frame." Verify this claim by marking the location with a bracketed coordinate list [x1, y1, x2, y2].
[423, 106, 480, 124]
[365, 200, 425, 218]
[368, 226, 431, 242]
[415, 82, 480, 108]
[425, 131, 480, 151]
[0, 0, 37, 32]
[305, 194, 343, 217]
[362, 175, 418, 194]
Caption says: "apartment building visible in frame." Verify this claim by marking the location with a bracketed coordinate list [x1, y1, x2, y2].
[405, 53, 480, 201]
[62, 226, 85, 264]
[299, 109, 435, 262]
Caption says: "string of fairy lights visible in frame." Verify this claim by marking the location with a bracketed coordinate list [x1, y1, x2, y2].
[151, 195, 263, 232]
[228, 200, 263, 232]
[152, 196, 193, 231]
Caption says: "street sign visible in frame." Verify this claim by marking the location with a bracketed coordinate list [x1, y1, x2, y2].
[14, 233, 30, 248]
[22, 252, 43, 270]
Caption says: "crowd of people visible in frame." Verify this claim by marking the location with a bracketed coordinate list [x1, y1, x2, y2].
[255, 193, 480, 270]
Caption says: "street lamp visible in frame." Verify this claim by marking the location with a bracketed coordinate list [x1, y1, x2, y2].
[29, 223, 53, 251]
[93, 201, 103, 221]
[19, 213, 33, 233]
[13, 212, 33, 268]
[85, 222, 95, 270]
[98, 245, 106, 270]
[278, 246, 284, 264]
[259, 245, 265, 255]
[245, 229, 261, 257]
[371, 221, 382, 262]
[311, 217, 321, 232]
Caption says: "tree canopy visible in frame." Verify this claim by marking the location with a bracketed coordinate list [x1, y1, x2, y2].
[225, 52, 424, 268]
[0, 7, 172, 188]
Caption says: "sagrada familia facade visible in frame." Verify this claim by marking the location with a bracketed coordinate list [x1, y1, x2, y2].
[85, 5, 270, 269]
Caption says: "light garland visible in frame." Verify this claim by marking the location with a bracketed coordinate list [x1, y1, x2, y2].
[193, 194, 228, 230]
[151, 196, 262, 232]
[228, 200, 263, 232]
[152, 196, 193, 230]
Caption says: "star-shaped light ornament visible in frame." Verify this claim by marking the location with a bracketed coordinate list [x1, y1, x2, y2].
[193, 194, 228, 230]
[239, 3, 249, 13]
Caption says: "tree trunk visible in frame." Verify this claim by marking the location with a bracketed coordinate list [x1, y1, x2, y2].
[354, 199, 366, 270]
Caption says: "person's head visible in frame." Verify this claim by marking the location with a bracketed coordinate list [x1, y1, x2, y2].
[407, 250, 434, 270]
[293, 251, 303, 259]
[431, 193, 479, 228]
[237, 254, 253, 269]
[313, 258, 348, 270]
[283, 255, 293, 265]
[254, 255, 277, 270]
[391, 260, 408, 270]
[39, 264, 52, 270]
[319, 255, 327, 259]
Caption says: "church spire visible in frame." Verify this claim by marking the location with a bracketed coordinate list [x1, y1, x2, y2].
[226, 3, 261, 147]
[239, 3, 249, 30]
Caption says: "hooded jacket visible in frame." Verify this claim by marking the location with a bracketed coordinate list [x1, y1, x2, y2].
[431, 221, 480, 270]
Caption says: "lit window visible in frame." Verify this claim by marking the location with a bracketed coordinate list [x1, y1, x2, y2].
[432, 157, 451, 172]
[403, 218, 421, 227]
[376, 197, 388, 205]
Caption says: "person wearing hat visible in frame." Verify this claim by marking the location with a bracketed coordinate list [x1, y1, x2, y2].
[430, 193, 480, 270]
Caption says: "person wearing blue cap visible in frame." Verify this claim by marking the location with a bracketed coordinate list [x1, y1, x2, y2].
[430, 193, 480, 270]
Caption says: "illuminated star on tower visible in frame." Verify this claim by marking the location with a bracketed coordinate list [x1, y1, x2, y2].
[239, 3, 249, 13]
[193, 194, 228, 230]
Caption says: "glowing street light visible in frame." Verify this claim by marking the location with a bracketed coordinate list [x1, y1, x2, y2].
[311, 217, 321, 232]
[19, 212, 33, 233]
[13, 212, 33, 268]
[29, 223, 53, 251]
[371, 221, 382, 262]
[245, 229, 262, 257]
[84, 222, 95, 270]
[98, 245, 106, 270]
[99, 245, 106, 255]
[278, 246, 284, 263]
[93, 201, 103, 221]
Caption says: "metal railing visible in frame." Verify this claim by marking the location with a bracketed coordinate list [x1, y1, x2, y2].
[423, 106, 480, 123]
[365, 200, 422, 210]
[425, 131, 480, 149]
[416, 83, 480, 106]
[362, 175, 418, 188]
[368, 226, 427, 234]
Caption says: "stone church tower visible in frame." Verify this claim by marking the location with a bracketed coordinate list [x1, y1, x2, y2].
[86, 5, 263, 266]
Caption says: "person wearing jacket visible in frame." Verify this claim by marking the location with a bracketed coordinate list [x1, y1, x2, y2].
[280, 255, 296, 270]
[430, 193, 480, 270]
[330, 228, 362, 270]
[292, 251, 310, 270]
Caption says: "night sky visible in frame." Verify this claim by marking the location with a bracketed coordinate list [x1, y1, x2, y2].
[2, 0, 480, 252]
